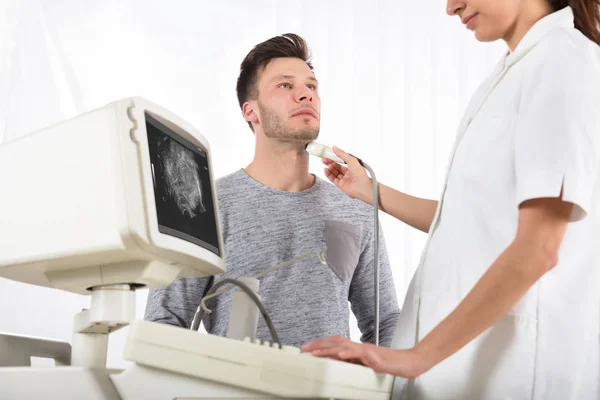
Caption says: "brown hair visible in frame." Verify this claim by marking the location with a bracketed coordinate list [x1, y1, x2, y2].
[236, 33, 313, 130]
[549, 1, 600, 44]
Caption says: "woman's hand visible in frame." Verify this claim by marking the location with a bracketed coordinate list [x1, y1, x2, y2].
[301, 336, 432, 379]
[323, 146, 373, 204]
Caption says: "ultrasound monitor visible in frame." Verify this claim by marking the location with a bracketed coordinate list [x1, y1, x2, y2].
[0, 97, 226, 295]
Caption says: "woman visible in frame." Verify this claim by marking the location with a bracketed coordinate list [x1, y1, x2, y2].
[301, 1, 600, 399]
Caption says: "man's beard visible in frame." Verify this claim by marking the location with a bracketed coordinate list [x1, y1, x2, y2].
[258, 101, 319, 141]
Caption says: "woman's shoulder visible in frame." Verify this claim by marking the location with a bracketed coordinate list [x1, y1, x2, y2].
[520, 29, 600, 92]
[532, 28, 600, 70]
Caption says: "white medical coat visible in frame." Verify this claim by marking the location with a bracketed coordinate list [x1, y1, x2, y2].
[391, 7, 600, 399]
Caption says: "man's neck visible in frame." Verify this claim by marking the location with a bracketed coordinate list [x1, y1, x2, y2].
[244, 138, 315, 192]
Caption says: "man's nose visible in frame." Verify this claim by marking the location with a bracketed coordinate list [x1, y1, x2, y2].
[296, 86, 314, 103]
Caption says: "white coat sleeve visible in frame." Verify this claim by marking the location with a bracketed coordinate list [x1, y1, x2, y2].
[514, 48, 600, 221]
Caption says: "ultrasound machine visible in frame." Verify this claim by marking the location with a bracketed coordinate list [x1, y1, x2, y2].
[0, 97, 395, 399]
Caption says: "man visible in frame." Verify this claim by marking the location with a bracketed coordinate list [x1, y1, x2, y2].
[144, 33, 400, 347]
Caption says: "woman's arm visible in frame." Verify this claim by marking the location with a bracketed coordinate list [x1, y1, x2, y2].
[411, 197, 572, 370]
[322, 146, 438, 233]
[374, 183, 438, 233]
[303, 197, 573, 377]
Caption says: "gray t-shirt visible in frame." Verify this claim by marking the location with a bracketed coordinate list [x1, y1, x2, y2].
[145, 169, 400, 347]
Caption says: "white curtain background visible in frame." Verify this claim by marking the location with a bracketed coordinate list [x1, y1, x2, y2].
[0, 0, 505, 368]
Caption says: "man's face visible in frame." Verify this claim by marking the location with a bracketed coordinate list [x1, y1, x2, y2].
[247, 57, 321, 141]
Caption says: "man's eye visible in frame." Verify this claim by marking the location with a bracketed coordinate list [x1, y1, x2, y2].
[307, 84, 317, 91]
[278, 83, 292, 89]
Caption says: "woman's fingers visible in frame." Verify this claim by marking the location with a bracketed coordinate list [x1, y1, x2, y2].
[331, 146, 352, 163]
[302, 336, 346, 352]
[311, 346, 349, 358]
[326, 162, 347, 177]
[323, 164, 346, 184]
[332, 146, 363, 170]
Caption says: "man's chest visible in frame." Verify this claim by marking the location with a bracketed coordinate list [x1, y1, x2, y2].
[217, 198, 364, 284]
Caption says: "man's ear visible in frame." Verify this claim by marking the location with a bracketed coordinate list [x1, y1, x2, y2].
[242, 101, 259, 125]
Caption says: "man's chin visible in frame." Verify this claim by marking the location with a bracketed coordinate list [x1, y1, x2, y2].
[264, 127, 319, 141]
[291, 128, 319, 141]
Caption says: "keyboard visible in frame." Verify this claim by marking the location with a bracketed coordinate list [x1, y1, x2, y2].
[124, 320, 394, 399]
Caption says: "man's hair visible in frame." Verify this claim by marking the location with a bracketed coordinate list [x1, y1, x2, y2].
[236, 33, 313, 130]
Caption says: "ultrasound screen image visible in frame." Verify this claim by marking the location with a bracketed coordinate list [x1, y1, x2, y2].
[146, 113, 220, 256]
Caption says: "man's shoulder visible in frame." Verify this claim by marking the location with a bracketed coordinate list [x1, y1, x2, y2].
[215, 170, 248, 198]
[216, 169, 244, 187]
